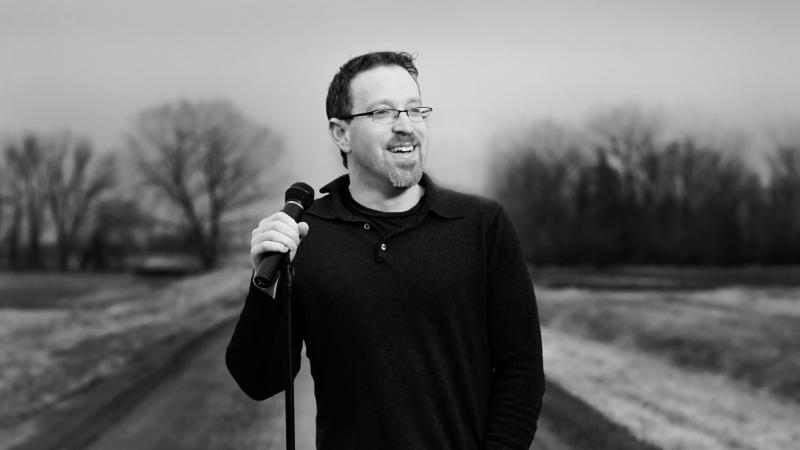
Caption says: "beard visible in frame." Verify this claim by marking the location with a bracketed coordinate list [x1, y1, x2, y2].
[388, 157, 423, 188]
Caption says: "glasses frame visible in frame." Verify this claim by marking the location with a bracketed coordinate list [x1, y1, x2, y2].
[340, 107, 433, 123]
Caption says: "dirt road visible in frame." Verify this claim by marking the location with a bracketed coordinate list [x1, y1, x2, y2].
[12, 320, 649, 450]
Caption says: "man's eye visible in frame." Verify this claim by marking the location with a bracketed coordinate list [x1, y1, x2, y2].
[372, 109, 393, 118]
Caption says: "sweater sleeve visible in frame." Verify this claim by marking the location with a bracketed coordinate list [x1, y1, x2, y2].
[484, 206, 546, 449]
[225, 266, 304, 401]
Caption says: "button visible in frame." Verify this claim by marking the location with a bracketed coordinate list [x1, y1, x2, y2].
[363, 223, 371, 230]
[380, 243, 387, 251]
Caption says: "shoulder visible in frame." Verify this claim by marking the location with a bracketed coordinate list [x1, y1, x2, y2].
[303, 174, 349, 221]
[306, 194, 336, 219]
[427, 182, 504, 221]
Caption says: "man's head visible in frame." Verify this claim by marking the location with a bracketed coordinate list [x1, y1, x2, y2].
[326, 51, 429, 189]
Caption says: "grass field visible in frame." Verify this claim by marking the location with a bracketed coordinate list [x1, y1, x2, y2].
[533, 265, 800, 290]
[542, 326, 800, 450]
[0, 265, 250, 448]
[534, 266, 800, 450]
[0, 272, 173, 309]
[536, 286, 800, 403]
[2, 265, 799, 450]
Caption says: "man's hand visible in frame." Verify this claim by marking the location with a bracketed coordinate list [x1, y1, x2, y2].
[250, 211, 310, 270]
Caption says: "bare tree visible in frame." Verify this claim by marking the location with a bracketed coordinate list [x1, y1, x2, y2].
[585, 105, 666, 262]
[44, 134, 116, 270]
[0, 160, 7, 267]
[1, 148, 21, 270]
[765, 142, 800, 261]
[491, 105, 771, 265]
[491, 120, 589, 263]
[128, 100, 281, 269]
[81, 197, 151, 271]
[3, 136, 48, 270]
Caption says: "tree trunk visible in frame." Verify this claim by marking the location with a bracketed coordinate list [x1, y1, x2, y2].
[7, 215, 21, 270]
[189, 221, 216, 270]
[26, 201, 44, 270]
[200, 247, 217, 270]
[57, 229, 70, 271]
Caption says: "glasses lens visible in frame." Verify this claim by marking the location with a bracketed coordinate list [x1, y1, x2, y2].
[369, 108, 432, 123]
[408, 107, 432, 121]
[372, 109, 397, 124]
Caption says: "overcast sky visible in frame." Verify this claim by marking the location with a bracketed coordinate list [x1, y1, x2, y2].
[2, 0, 799, 194]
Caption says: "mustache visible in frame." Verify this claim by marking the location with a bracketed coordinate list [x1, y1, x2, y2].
[386, 136, 419, 147]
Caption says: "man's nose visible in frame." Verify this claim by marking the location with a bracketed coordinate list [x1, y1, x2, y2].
[392, 111, 414, 133]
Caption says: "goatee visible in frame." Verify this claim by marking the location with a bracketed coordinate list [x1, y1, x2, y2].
[389, 160, 423, 188]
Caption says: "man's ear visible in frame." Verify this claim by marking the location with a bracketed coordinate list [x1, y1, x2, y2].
[328, 118, 350, 153]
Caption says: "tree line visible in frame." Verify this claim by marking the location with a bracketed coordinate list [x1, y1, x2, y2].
[492, 105, 800, 266]
[0, 100, 282, 272]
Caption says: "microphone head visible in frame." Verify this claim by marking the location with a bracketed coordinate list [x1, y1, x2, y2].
[285, 182, 315, 209]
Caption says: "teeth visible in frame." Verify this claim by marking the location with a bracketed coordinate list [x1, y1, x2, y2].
[389, 146, 414, 153]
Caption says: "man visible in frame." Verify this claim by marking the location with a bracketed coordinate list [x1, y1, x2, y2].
[226, 51, 545, 449]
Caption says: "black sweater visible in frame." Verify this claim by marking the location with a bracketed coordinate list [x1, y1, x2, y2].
[226, 174, 545, 449]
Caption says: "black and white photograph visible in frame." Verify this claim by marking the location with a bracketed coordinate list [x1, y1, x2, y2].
[1, 1, 799, 449]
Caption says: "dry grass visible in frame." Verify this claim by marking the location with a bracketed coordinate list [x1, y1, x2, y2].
[0, 272, 172, 309]
[543, 327, 800, 450]
[533, 266, 800, 290]
[0, 266, 250, 448]
[537, 286, 800, 403]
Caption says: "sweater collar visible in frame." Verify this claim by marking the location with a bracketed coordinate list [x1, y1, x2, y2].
[309, 173, 466, 220]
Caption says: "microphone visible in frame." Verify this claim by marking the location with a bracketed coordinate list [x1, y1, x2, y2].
[252, 182, 315, 292]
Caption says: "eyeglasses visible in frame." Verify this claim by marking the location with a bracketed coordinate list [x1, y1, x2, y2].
[341, 107, 433, 124]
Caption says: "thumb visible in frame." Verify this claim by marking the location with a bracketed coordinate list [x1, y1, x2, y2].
[290, 222, 309, 262]
[298, 221, 310, 239]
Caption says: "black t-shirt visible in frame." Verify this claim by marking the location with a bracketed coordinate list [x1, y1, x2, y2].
[341, 187, 425, 238]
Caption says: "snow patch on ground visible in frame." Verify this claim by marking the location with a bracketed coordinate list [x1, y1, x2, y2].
[0, 267, 250, 447]
[543, 327, 800, 450]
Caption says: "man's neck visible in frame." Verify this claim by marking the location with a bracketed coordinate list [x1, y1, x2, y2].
[348, 176, 424, 213]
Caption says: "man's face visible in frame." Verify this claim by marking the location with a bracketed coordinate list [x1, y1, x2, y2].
[343, 65, 428, 189]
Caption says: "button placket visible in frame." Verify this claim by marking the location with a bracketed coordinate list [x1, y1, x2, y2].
[374, 241, 389, 263]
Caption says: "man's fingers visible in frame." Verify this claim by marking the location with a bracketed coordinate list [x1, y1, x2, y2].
[250, 241, 289, 258]
[256, 241, 289, 254]
[250, 213, 309, 268]
[251, 230, 298, 253]
[258, 212, 300, 232]
[252, 220, 301, 243]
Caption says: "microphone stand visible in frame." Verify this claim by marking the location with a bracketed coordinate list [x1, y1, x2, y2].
[282, 262, 296, 450]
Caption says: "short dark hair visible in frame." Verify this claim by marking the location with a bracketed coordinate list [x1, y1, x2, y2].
[326, 51, 419, 168]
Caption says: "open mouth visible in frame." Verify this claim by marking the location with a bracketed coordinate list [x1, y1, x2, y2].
[387, 144, 416, 154]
